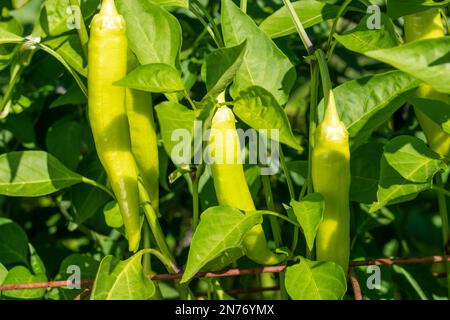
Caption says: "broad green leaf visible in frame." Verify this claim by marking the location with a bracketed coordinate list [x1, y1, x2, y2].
[117, 0, 182, 68]
[115, 63, 185, 93]
[38, 43, 88, 97]
[12, 0, 32, 9]
[387, 0, 450, 19]
[285, 258, 347, 300]
[90, 251, 156, 300]
[55, 254, 100, 300]
[409, 97, 450, 135]
[43, 34, 87, 77]
[180, 206, 263, 284]
[0, 25, 25, 44]
[366, 38, 450, 94]
[221, 0, 296, 105]
[70, 153, 110, 224]
[1, 266, 47, 299]
[0, 263, 7, 285]
[289, 193, 324, 251]
[0, 151, 83, 197]
[202, 41, 247, 98]
[318, 71, 420, 149]
[350, 142, 384, 204]
[151, 0, 188, 7]
[334, 13, 401, 53]
[0, 218, 29, 266]
[260, 0, 340, 38]
[39, 0, 100, 36]
[155, 101, 197, 163]
[201, 247, 244, 272]
[46, 120, 83, 171]
[383, 136, 446, 183]
[103, 201, 123, 228]
[49, 83, 87, 109]
[370, 136, 446, 212]
[234, 86, 302, 151]
[0, 18, 24, 70]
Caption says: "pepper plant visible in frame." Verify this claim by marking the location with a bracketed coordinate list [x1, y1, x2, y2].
[0, 0, 449, 301]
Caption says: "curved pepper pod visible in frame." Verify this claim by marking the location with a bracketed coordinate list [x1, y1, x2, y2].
[404, 8, 450, 159]
[126, 55, 159, 212]
[209, 105, 286, 265]
[312, 91, 350, 272]
[88, 0, 141, 251]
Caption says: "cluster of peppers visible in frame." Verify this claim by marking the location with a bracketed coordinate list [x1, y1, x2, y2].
[87, 1, 448, 274]
[88, 0, 158, 252]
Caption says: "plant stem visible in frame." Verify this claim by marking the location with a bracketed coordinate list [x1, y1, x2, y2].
[315, 49, 333, 107]
[435, 174, 450, 298]
[140, 249, 176, 274]
[69, 0, 89, 60]
[0, 63, 24, 117]
[192, 175, 200, 230]
[81, 177, 115, 198]
[282, 0, 314, 54]
[191, 0, 224, 47]
[258, 210, 301, 229]
[139, 182, 178, 270]
[262, 175, 282, 246]
[325, 0, 352, 55]
[279, 147, 295, 199]
[261, 175, 287, 300]
[240, 0, 247, 13]
[142, 223, 152, 275]
[305, 62, 320, 197]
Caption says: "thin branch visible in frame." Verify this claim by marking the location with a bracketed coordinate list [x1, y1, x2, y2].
[349, 269, 363, 300]
[1, 256, 449, 291]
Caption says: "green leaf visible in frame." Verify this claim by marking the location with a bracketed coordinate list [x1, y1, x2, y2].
[202, 41, 247, 98]
[0, 151, 83, 197]
[103, 201, 123, 228]
[151, 0, 188, 7]
[260, 0, 340, 38]
[318, 71, 420, 150]
[0, 263, 7, 285]
[383, 137, 446, 184]
[334, 13, 401, 53]
[387, 0, 450, 19]
[350, 142, 384, 204]
[366, 38, 450, 94]
[0, 25, 24, 44]
[70, 153, 110, 224]
[0, 18, 24, 70]
[39, 0, 99, 37]
[117, 0, 182, 67]
[234, 86, 302, 151]
[46, 120, 83, 171]
[0, 218, 29, 266]
[370, 136, 447, 212]
[180, 206, 263, 284]
[155, 101, 197, 163]
[43, 34, 87, 77]
[289, 193, 324, 251]
[1, 266, 47, 299]
[49, 83, 87, 109]
[285, 258, 347, 300]
[90, 251, 156, 300]
[221, 0, 296, 105]
[55, 254, 100, 300]
[409, 97, 450, 135]
[115, 63, 185, 93]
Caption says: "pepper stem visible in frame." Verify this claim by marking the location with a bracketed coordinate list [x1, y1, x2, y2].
[100, 0, 118, 16]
